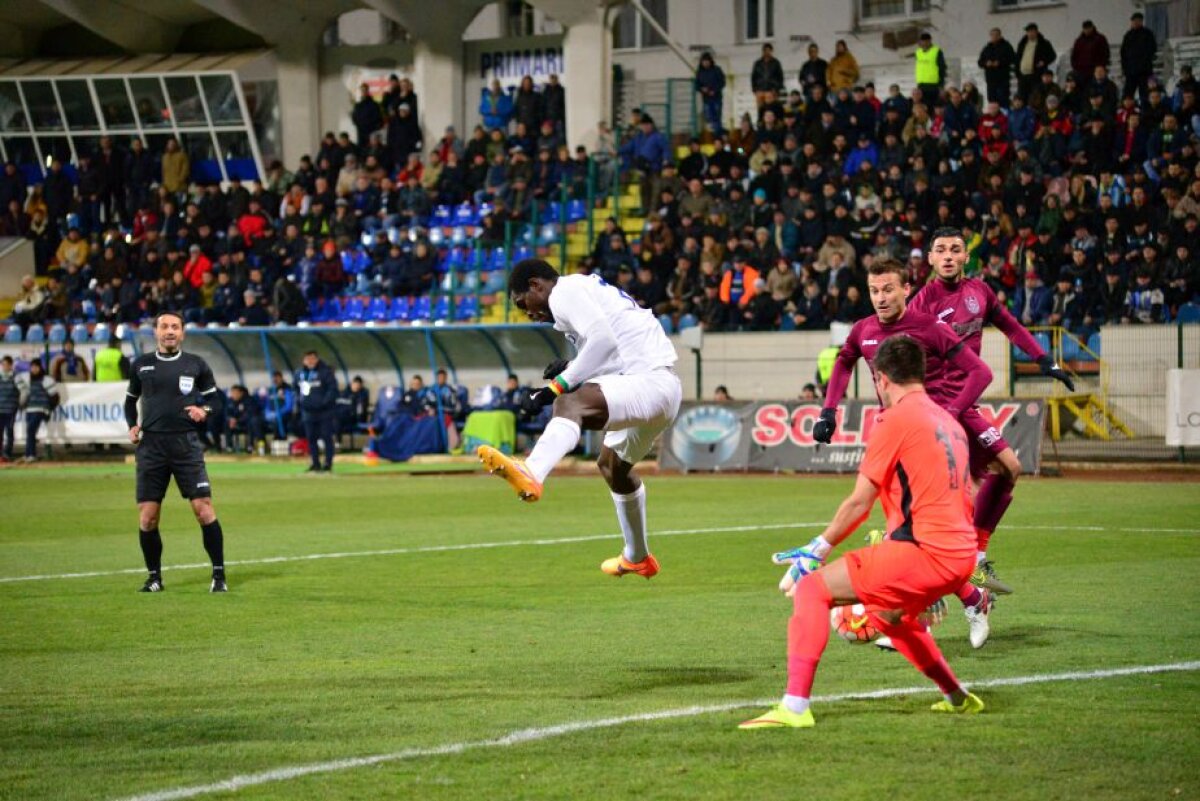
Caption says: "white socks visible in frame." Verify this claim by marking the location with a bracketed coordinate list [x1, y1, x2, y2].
[977, 551, 987, 564]
[611, 484, 648, 562]
[524, 417, 582, 483]
[782, 694, 810, 714]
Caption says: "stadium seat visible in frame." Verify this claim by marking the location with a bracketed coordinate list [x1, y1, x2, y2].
[91, 325, 110, 343]
[477, 201, 494, 219]
[428, 227, 446, 246]
[450, 226, 469, 246]
[2, 326, 20, 343]
[1061, 334, 1085, 362]
[513, 245, 534, 263]
[408, 296, 432, 321]
[1177, 303, 1200, 323]
[47, 323, 67, 344]
[432, 205, 452, 226]
[70, 323, 90, 344]
[26, 325, 45, 344]
[432, 296, 450, 320]
[341, 296, 367, 323]
[1086, 332, 1101, 357]
[546, 201, 564, 223]
[81, 299, 97, 322]
[389, 296, 410, 321]
[537, 223, 559, 246]
[367, 296, 389, 322]
[1013, 333, 1050, 362]
[453, 203, 477, 227]
[489, 247, 507, 270]
[566, 199, 587, 222]
[456, 296, 479, 321]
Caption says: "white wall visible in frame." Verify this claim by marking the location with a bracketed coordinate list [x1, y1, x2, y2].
[319, 44, 415, 141]
[674, 325, 1195, 438]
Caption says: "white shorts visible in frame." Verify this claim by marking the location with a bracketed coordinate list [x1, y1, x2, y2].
[588, 368, 683, 464]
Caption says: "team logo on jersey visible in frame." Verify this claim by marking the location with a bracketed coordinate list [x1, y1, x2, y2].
[966, 295, 980, 314]
[565, 333, 579, 347]
[178, 375, 194, 393]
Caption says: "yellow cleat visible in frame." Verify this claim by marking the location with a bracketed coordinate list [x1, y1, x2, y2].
[865, 529, 885, 546]
[969, 560, 1014, 595]
[738, 704, 815, 729]
[600, 553, 660, 579]
[930, 692, 985, 714]
[477, 445, 543, 502]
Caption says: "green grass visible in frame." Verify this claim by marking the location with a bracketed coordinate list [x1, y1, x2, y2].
[1, 465, 1198, 801]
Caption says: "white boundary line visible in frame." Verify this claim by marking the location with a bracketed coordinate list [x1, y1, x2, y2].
[2, 521, 1197, 585]
[112, 660, 1200, 801]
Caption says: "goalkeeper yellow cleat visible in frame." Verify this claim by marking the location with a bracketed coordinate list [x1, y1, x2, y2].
[738, 704, 816, 729]
[477, 445, 543, 502]
[930, 692, 985, 714]
[969, 559, 1014, 595]
[865, 529, 885, 546]
[600, 554, 660, 579]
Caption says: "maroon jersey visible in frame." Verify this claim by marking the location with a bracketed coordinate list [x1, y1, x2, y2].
[909, 276, 1047, 359]
[823, 309, 992, 413]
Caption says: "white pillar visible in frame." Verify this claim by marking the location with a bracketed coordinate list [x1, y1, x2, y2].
[411, 35, 465, 149]
[561, 7, 611, 151]
[276, 43, 322, 168]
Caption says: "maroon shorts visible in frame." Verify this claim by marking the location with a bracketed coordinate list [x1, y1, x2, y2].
[958, 406, 1009, 480]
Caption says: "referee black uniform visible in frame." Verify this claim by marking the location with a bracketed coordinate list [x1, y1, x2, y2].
[125, 348, 226, 592]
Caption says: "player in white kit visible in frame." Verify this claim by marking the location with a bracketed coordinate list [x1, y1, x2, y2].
[477, 259, 683, 579]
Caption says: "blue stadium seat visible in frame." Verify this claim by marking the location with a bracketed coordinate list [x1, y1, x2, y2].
[91, 325, 110, 343]
[3, 326, 21, 343]
[428, 227, 446, 246]
[341, 296, 367, 323]
[367, 297, 389, 322]
[26, 325, 45, 344]
[432, 296, 450, 320]
[546, 201, 564, 223]
[477, 201, 494, 219]
[513, 245, 534, 263]
[537, 223, 559, 246]
[80, 299, 97, 322]
[453, 203, 477, 227]
[482, 270, 506, 292]
[389, 296, 410, 321]
[1177, 303, 1200, 323]
[432, 205, 452, 226]
[450, 226, 469, 246]
[1014, 332, 1050, 362]
[1086, 332, 1101, 357]
[566, 199, 587, 222]
[47, 323, 67, 344]
[456, 296, 478, 321]
[408, 296, 432, 321]
[1061, 334, 1086, 362]
[445, 248, 466, 269]
[70, 323, 90, 344]
[489, 247, 507, 270]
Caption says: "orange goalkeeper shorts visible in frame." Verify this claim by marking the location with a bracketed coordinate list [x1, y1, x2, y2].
[844, 539, 976, 617]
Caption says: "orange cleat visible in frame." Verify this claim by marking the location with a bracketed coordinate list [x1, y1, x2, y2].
[477, 445, 543, 502]
[600, 553, 660, 579]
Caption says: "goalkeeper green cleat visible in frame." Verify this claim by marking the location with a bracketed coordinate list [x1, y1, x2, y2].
[930, 692, 985, 714]
[969, 559, 1013, 595]
[738, 704, 815, 729]
[865, 529, 886, 546]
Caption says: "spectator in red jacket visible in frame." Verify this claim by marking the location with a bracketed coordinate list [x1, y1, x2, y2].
[183, 245, 212, 289]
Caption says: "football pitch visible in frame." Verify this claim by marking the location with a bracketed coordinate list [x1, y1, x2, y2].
[2, 464, 1198, 801]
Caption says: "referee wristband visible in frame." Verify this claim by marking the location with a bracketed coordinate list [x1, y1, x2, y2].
[547, 375, 570, 396]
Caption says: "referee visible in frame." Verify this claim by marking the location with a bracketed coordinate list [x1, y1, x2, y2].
[125, 311, 228, 593]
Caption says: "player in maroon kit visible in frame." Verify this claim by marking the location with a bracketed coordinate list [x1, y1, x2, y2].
[815, 258, 999, 648]
[909, 227, 1075, 599]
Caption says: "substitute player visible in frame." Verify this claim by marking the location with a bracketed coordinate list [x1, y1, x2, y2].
[910, 227, 1075, 593]
[477, 259, 682, 579]
[814, 259, 997, 647]
[125, 311, 228, 593]
[741, 336, 984, 729]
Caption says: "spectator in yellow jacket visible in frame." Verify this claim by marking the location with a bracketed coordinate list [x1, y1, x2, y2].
[827, 40, 860, 92]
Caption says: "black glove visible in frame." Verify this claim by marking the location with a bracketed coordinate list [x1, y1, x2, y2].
[1037, 355, 1076, 392]
[542, 358, 570, 380]
[520, 386, 557, 415]
[813, 408, 837, 445]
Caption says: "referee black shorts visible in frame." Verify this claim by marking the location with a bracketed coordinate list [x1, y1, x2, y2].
[136, 431, 212, 504]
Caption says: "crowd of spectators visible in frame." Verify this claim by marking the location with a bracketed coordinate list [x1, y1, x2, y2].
[2, 16, 1198, 343]
[616, 14, 1199, 335]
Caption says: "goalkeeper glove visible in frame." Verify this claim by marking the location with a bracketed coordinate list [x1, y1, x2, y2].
[520, 386, 557, 415]
[812, 408, 837, 444]
[1037, 355, 1075, 392]
[542, 358, 571, 380]
[773, 536, 833, 594]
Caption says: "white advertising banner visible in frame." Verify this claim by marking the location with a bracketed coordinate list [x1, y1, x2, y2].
[15, 382, 129, 445]
[1166, 369, 1200, 447]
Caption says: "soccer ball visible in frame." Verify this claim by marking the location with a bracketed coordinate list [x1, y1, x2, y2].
[830, 604, 880, 643]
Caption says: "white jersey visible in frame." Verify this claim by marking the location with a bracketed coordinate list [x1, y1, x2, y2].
[549, 273, 678, 379]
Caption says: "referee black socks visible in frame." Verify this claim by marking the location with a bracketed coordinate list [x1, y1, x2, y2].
[139, 528, 163, 576]
[201, 520, 225, 577]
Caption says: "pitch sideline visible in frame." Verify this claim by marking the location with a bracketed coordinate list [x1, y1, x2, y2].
[112, 660, 1200, 801]
[1, 520, 1197, 585]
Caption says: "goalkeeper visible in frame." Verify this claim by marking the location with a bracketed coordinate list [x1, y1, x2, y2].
[741, 335, 984, 729]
